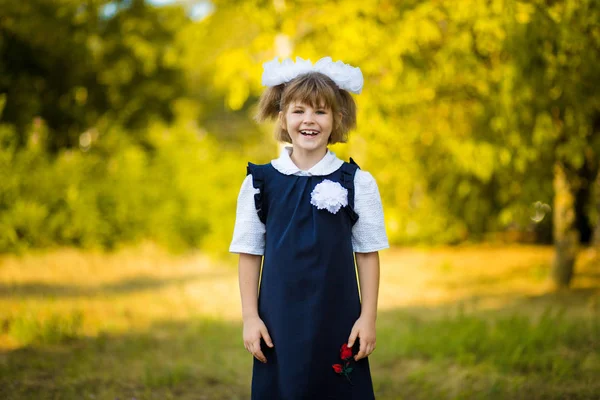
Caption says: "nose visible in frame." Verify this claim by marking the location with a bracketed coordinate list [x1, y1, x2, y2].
[303, 111, 316, 123]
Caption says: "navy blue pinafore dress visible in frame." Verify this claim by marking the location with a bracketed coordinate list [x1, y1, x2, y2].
[247, 160, 375, 400]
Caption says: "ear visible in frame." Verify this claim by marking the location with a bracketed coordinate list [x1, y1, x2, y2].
[336, 112, 343, 131]
[279, 111, 286, 130]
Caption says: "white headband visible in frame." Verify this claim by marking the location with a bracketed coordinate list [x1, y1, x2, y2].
[261, 56, 364, 94]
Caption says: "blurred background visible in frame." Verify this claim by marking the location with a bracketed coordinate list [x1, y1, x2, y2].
[0, 0, 599, 399]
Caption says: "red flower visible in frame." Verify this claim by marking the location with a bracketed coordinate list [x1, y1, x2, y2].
[333, 343, 355, 385]
[340, 343, 353, 360]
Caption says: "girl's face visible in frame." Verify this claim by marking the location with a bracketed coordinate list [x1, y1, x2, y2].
[280, 101, 333, 154]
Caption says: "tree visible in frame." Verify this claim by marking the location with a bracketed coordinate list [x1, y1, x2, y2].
[0, 0, 190, 151]
[201, 0, 599, 286]
[504, 0, 600, 287]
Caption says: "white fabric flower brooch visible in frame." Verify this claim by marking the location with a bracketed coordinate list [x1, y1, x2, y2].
[310, 179, 348, 214]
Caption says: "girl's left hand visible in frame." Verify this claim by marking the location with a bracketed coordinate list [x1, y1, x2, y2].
[347, 315, 376, 361]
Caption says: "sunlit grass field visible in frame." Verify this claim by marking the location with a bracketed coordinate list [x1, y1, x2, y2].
[1, 243, 599, 399]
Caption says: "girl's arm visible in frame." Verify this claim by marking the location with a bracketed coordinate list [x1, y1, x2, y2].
[238, 253, 262, 319]
[239, 253, 273, 363]
[348, 251, 380, 361]
[356, 251, 380, 320]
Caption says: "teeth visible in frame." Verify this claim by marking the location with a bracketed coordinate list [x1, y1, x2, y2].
[300, 130, 319, 135]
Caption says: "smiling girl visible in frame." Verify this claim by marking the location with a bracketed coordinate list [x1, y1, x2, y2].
[229, 57, 389, 399]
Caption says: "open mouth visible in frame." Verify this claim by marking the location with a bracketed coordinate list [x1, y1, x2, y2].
[300, 130, 320, 136]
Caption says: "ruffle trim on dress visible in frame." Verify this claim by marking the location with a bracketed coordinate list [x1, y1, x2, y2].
[247, 162, 267, 224]
[340, 159, 360, 225]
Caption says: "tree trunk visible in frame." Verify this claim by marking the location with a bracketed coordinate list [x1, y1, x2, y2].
[552, 162, 580, 288]
[593, 170, 600, 248]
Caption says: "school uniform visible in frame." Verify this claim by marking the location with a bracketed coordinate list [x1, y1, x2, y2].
[231, 146, 388, 399]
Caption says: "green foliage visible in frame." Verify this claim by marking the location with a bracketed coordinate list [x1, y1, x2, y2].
[0, 0, 190, 150]
[0, 118, 246, 254]
[0, 0, 599, 251]
[205, 0, 599, 245]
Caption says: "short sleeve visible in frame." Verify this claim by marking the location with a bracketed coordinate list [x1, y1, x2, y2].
[229, 174, 266, 255]
[352, 170, 390, 253]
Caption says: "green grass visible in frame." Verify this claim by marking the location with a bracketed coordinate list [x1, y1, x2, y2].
[7, 310, 84, 346]
[1, 244, 599, 399]
[375, 309, 600, 399]
[1, 319, 247, 400]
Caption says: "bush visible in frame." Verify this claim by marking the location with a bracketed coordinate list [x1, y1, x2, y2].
[0, 119, 251, 255]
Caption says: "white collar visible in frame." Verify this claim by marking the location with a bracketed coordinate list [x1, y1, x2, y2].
[271, 146, 344, 176]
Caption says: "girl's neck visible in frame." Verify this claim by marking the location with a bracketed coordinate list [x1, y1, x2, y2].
[289, 146, 328, 171]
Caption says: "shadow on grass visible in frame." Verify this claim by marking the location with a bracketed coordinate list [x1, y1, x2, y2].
[516, 287, 600, 308]
[0, 317, 250, 400]
[0, 271, 231, 299]
[1, 289, 599, 400]
[463, 287, 600, 317]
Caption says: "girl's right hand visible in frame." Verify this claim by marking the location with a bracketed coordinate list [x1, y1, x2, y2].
[243, 315, 274, 363]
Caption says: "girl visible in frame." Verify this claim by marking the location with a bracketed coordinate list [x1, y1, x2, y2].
[230, 56, 388, 399]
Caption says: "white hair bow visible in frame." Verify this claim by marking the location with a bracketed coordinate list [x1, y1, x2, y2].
[261, 56, 364, 94]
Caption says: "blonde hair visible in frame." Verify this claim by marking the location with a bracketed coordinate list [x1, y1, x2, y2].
[255, 72, 357, 144]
